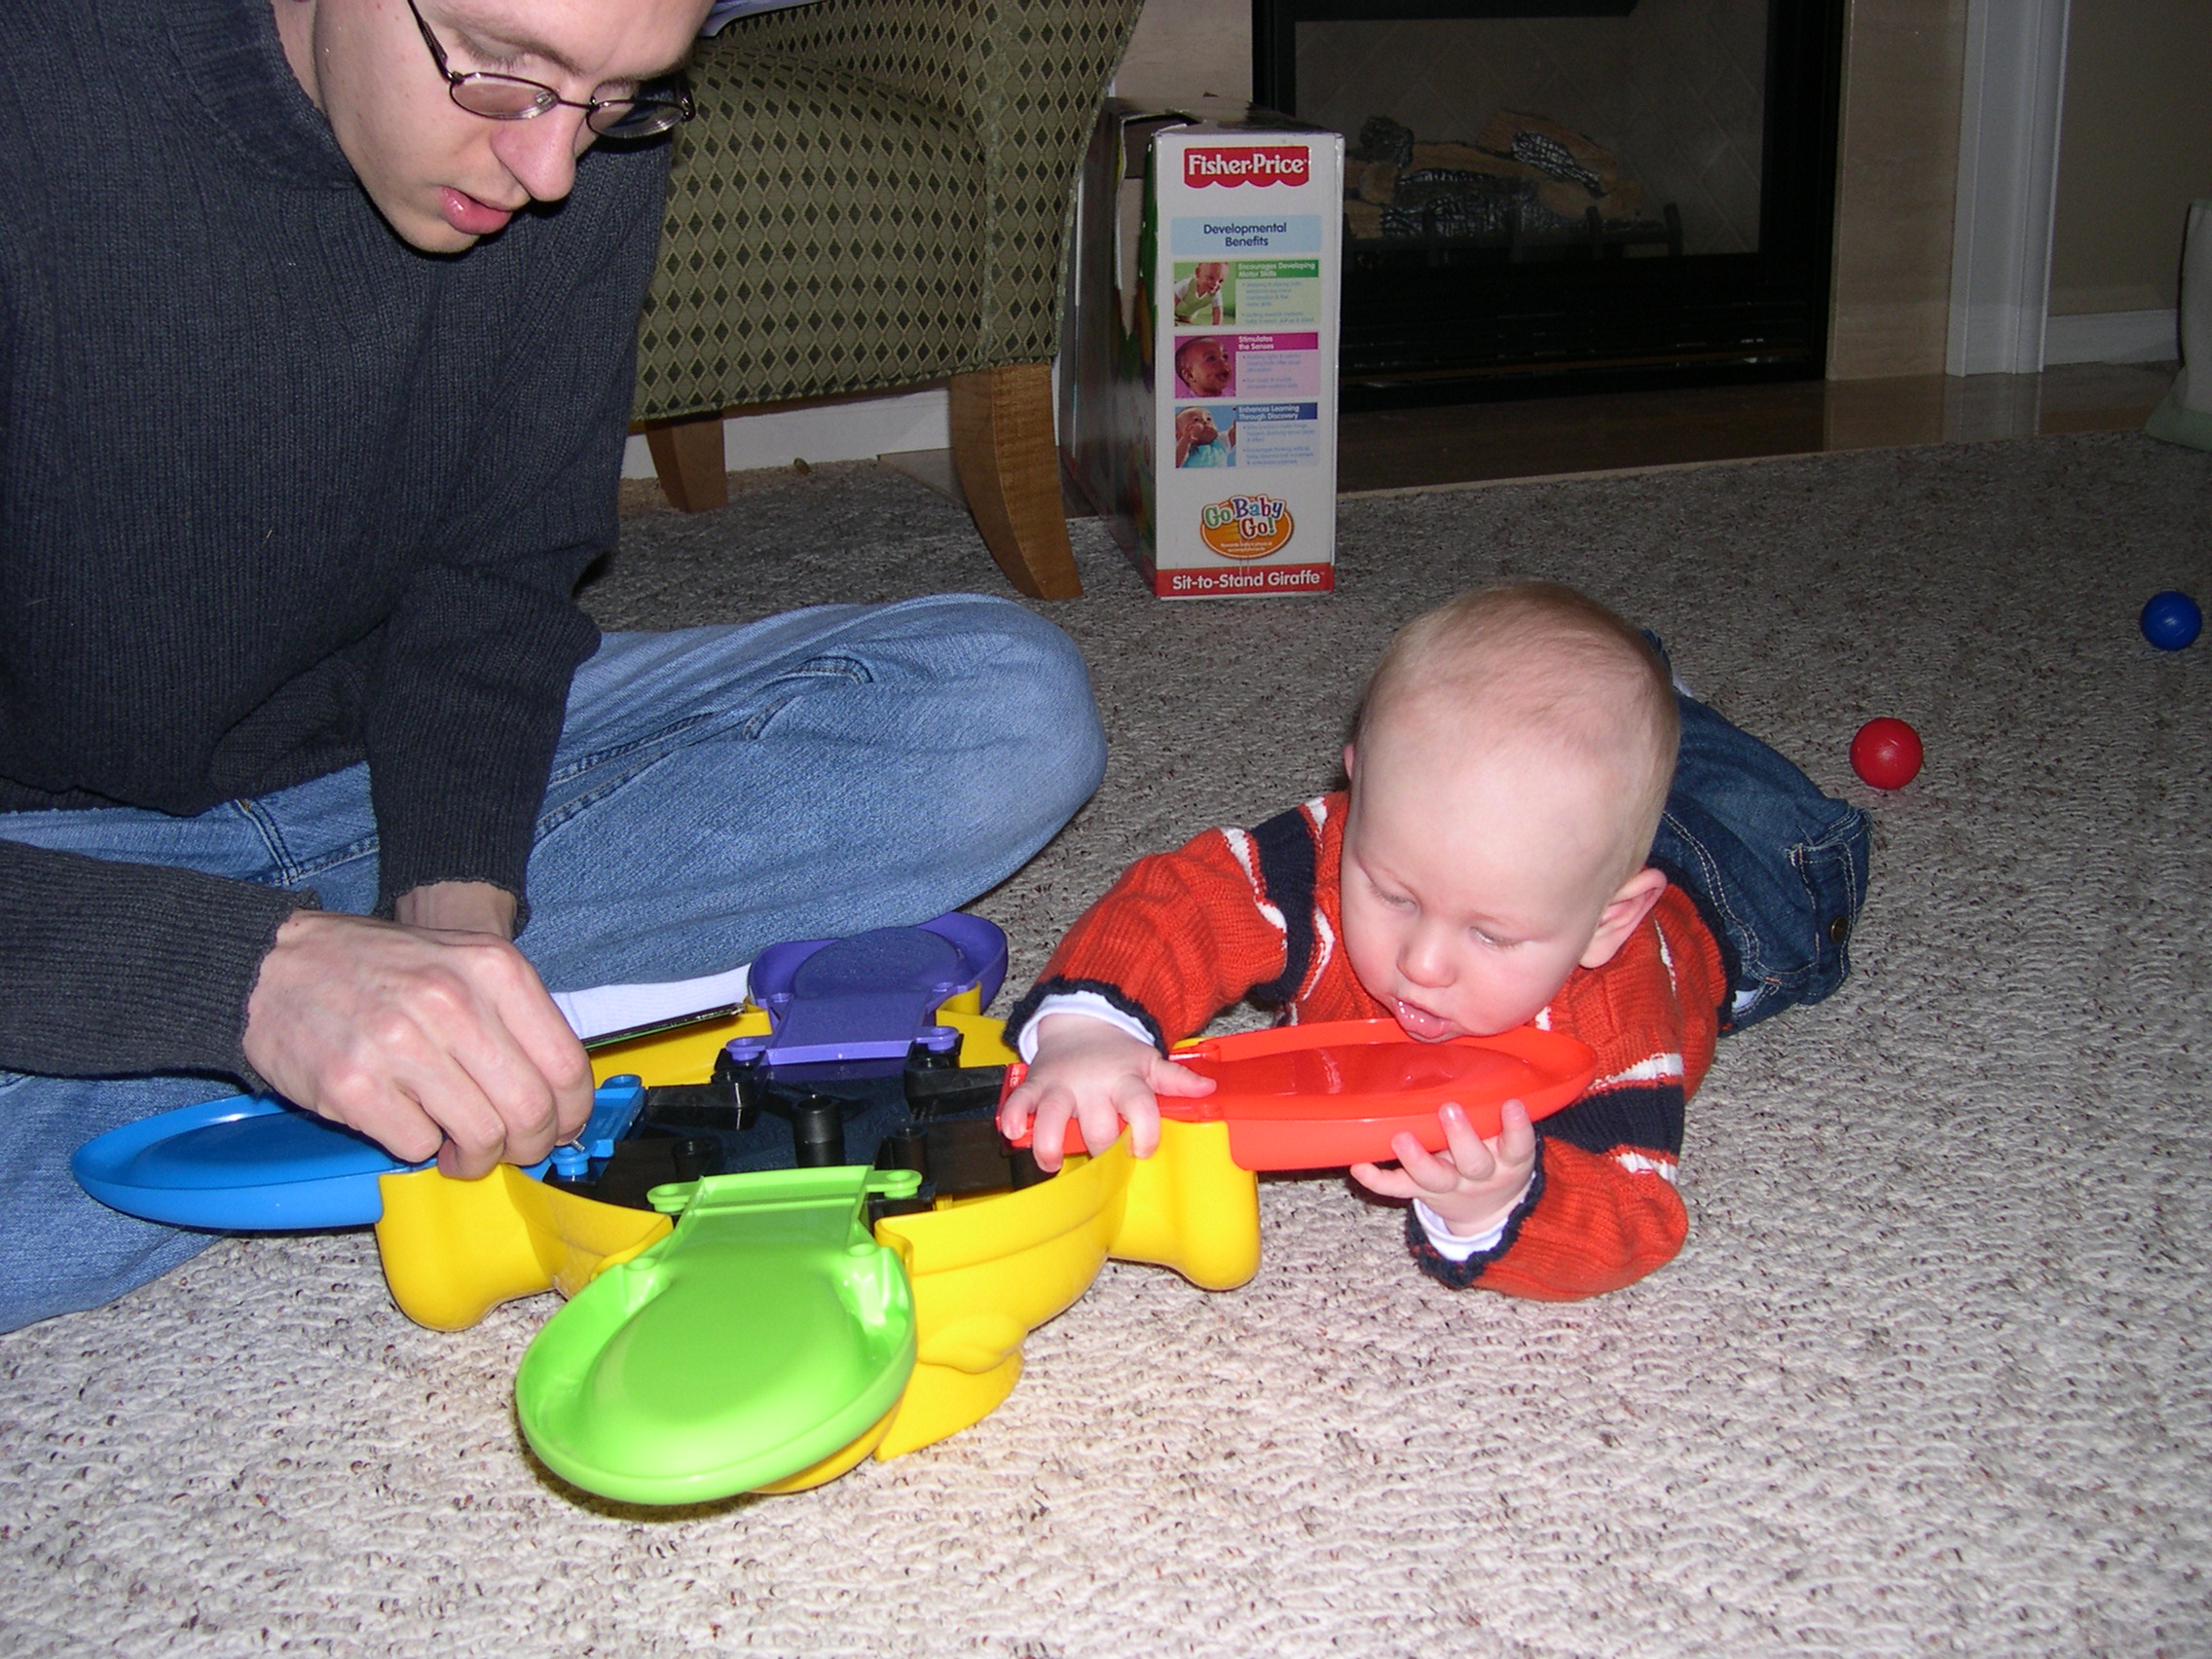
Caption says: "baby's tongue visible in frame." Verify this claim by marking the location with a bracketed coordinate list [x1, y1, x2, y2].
[1392, 1000, 1454, 1041]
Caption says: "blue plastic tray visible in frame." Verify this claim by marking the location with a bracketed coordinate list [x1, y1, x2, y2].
[71, 1095, 430, 1230]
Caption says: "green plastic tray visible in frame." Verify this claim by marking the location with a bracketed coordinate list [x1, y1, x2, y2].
[516, 1166, 920, 1504]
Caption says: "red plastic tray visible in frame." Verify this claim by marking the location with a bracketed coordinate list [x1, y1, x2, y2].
[1010, 1018, 1599, 1170]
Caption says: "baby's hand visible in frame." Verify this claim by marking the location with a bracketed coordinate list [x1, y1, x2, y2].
[1349, 1099, 1538, 1239]
[998, 1014, 1217, 1172]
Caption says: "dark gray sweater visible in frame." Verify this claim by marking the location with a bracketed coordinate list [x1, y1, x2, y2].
[0, 0, 670, 1080]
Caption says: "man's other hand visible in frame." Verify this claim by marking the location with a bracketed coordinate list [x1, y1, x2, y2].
[241, 885, 593, 1179]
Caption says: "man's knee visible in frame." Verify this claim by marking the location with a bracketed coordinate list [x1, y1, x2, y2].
[930, 598, 1107, 822]
[975, 601, 1105, 773]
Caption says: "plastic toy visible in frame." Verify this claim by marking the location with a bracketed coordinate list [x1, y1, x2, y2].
[1850, 718, 1923, 791]
[1010, 1018, 1597, 1164]
[74, 915, 1597, 1505]
[2141, 590, 2202, 651]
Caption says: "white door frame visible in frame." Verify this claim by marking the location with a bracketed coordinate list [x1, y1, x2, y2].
[1946, 0, 2072, 376]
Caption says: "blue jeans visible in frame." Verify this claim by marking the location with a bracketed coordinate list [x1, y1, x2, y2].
[1652, 690, 1872, 1032]
[0, 595, 1106, 1333]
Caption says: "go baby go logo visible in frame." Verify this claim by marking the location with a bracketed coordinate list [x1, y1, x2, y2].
[1184, 145, 1311, 189]
[1198, 494, 1296, 559]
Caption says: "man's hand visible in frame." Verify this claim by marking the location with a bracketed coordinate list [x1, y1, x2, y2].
[1349, 1099, 1539, 1239]
[998, 1013, 1216, 1172]
[241, 885, 593, 1179]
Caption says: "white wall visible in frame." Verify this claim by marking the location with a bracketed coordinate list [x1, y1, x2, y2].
[619, 384, 951, 480]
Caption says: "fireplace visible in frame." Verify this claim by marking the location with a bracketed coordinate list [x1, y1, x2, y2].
[1252, 0, 1846, 405]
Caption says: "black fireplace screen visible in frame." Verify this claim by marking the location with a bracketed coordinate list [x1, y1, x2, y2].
[1253, 0, 1845, 401]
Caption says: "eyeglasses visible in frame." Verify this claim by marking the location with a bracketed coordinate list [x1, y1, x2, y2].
[406, 0, 693, 139]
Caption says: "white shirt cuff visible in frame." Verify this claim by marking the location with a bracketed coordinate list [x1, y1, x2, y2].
[1413, 1178, 1533, 1261]
[1015, 992, 1158, 1062]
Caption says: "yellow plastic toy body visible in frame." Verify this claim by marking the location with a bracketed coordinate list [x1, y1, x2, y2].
[874, 1115, 1258, 1459]
[376, 1163, 673, 1332]
[364, 992, 1262, 1480]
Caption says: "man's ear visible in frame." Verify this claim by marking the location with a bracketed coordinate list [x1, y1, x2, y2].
[1579, 866, 1670, 969]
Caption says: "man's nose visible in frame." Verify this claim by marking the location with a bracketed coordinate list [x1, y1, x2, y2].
[490, 109, 590, 204]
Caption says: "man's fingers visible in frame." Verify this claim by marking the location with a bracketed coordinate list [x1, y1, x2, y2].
[474, 944, 595, 1140]
[243, 910, 593, 1175]
[426, 1077, 515, 1180]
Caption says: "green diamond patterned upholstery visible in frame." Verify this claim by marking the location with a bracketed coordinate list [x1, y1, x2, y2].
[633, 0, 1148, 424]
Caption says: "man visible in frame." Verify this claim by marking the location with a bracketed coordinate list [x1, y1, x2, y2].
[0, 0, 1106, 1332]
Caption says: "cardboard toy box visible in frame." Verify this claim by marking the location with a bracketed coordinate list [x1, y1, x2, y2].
[1059, 100, 1344, 598]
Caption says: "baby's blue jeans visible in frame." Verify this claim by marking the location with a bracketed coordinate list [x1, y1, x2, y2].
[1654, 691, 1873, 1032]
[0, 596, 1106, 1334]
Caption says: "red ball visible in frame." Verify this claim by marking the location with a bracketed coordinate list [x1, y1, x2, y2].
[1851, 718, 1923, 791]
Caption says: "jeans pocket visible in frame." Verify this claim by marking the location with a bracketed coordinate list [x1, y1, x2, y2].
[735, 654, 875, 741]
[1788, 805, 1874, 1011]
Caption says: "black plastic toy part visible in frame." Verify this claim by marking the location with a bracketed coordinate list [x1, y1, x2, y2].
[543, 1041, 1041, 1220]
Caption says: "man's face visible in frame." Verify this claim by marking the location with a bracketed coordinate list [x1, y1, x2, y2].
[274, 0, 707, 254]
[1177, 337, 1233, 396]
[1337, 716, 1625, 1042]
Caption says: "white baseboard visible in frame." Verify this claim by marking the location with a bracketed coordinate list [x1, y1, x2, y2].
[622, 384, 951, 480]
[2043, 309, 2179, 366]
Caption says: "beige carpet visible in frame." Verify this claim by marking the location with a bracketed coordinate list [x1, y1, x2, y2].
[5, 432, 2209, 1657]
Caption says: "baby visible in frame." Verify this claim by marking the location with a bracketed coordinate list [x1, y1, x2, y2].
[1174, 261, 1228, 325]
[1174, 406, 1235, 467]
[1173, 335, 1234, 399]
[999, 581, 1870, 1299]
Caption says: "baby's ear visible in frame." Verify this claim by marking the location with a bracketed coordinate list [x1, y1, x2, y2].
[1579, 866, 1670, 969]
[1342, 742, 1357, 781]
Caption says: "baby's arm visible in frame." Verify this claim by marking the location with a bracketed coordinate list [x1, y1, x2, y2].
[998, 1013, 1216, 1172]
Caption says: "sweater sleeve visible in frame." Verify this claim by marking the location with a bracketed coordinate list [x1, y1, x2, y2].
[361, 144, 670, 922]
[1003, 804, 1331, 1052]
[0, 839, 316, 1083]
[1407, 885, 1728, 1300]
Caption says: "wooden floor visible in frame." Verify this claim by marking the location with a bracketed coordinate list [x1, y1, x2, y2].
[1335, 361, 2178, 495]
[622, 362, 2177, 518]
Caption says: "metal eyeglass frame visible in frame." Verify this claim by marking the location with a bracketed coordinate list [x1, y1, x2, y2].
[405, 0, 693, 139]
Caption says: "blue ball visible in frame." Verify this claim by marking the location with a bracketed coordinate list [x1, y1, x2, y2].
[2141, 591, 2202, 651]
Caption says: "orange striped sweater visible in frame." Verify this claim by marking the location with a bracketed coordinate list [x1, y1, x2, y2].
[1004, 792, 1729, 1300]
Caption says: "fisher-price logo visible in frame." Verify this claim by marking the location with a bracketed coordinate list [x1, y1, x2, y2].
[1199, 495, 1296, 560]
[1184, 145, 1310, 189]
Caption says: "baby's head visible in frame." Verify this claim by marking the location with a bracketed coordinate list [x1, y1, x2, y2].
[1341, 582, 1679, 1041]
[1174, 336, 1233, 397]
[1176, 406, 1219, 445]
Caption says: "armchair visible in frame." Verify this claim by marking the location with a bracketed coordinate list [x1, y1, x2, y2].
[631, 0, 1150, 599]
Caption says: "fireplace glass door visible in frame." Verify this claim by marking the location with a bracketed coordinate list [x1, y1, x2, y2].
[1253, 0, 1844, 403]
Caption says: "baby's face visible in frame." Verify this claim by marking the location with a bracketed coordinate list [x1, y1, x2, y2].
[1177, 408, 1218, 444]
[1339, 719, 1627, 1041]
[1178, 338, 1233, 395]
[1195, 263, 1226, 294]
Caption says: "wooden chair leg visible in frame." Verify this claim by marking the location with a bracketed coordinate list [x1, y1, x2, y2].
[645, 414, 730, 513]
[949, 363, 1082, 601]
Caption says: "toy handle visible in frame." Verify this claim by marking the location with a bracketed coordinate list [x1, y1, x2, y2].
[995, 1062, 1101, 1160]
